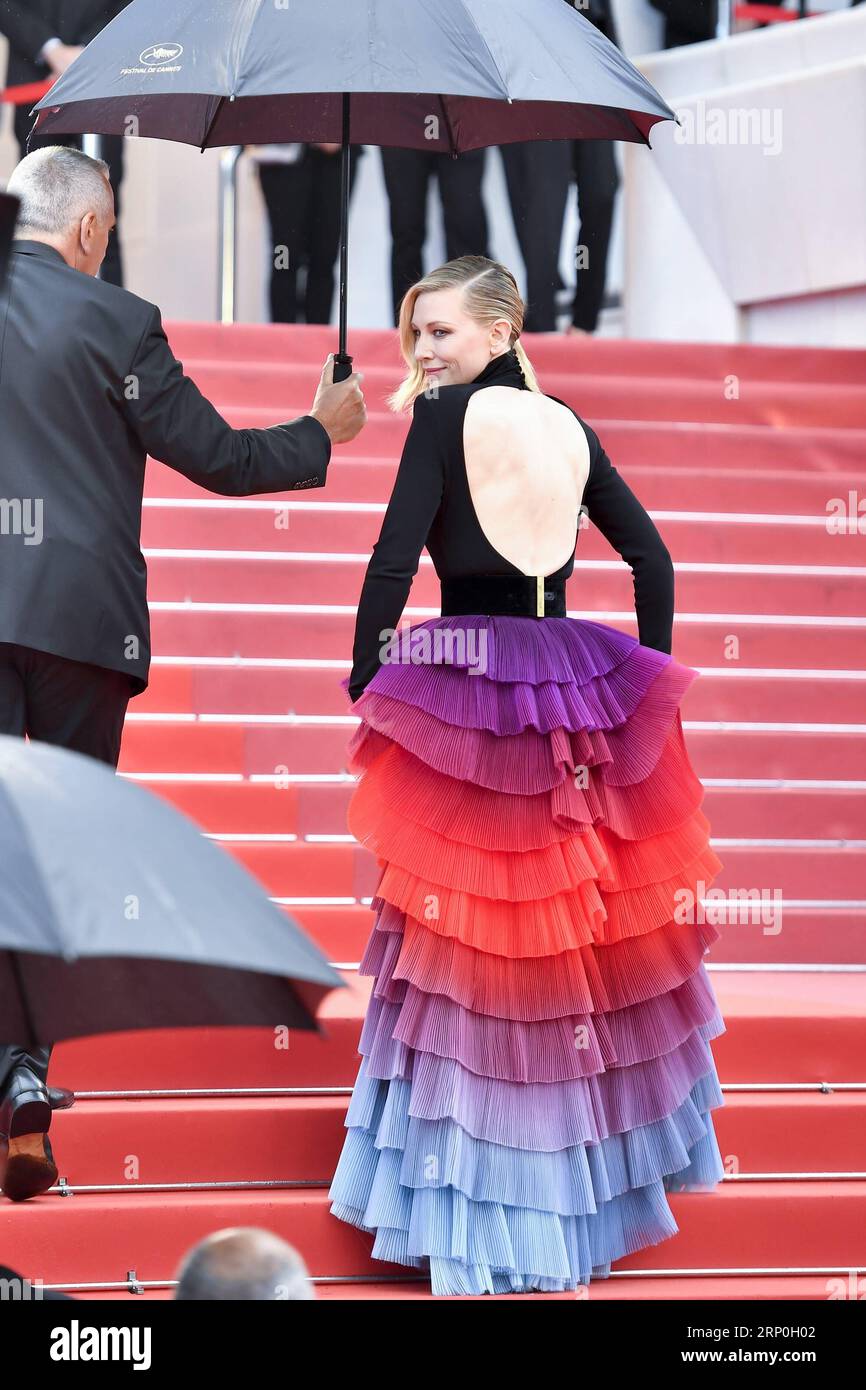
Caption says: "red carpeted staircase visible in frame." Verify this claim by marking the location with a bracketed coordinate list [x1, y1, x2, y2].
[3, 325, 864, 1301]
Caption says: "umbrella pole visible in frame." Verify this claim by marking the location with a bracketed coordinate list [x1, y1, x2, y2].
[332, 92, 353, 383]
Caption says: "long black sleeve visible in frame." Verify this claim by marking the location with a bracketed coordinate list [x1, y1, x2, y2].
[0, 1, 56, 61]
[579, 417, 675, 655]
[123, 305, 331, 496]
[0, 2, 133, 65]
[347, 393, 445, 703]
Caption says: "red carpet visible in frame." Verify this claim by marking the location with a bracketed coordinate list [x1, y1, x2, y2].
[4, 325, 863, 1298]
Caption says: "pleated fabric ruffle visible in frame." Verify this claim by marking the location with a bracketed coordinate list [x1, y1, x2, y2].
[328, 615, 726, 1296]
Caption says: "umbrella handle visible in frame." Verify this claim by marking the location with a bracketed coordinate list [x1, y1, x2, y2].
[332, 351, 353, 383]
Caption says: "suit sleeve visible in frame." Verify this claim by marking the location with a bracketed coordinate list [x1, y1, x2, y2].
[346, 393, 445, 704]
[123, 305, 331, 496]
[579, 416, 675, 655]
[0, 1, 56, 60]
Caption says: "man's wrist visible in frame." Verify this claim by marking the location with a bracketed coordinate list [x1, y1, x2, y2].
[38, 36, 62, 64]
[306, 413, 332, 452]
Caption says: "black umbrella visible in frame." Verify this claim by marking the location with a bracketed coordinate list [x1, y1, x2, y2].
[0, 735, 345, 1046]
[31, 0, 676, 378]
[0, 192, 19, 294]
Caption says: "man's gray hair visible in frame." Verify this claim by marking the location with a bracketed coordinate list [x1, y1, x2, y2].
[174, 1228, 316, 1301]
[7, 145, 113, 236]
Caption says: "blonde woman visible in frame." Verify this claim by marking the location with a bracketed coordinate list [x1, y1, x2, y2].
[328, 255, 725, 1296]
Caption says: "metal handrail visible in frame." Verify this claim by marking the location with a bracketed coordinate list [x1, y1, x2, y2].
[217, 145, 243, 323]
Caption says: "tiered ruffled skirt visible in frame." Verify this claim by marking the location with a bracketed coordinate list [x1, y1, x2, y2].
[328, 614, 726, 1296]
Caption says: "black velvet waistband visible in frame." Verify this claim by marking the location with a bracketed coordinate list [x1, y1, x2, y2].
[440, 574, 567, 619]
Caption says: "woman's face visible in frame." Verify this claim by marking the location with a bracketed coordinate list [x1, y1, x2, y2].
[411, 286, 512, 388]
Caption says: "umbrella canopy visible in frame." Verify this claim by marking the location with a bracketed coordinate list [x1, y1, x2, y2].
[0, 735, 345, 1047]
[32, 0, 676, 150]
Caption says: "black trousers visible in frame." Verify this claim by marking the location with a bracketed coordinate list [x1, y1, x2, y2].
[501, 139, 619, 334]
[570, 138, 620, 333]
[380, 146, 489, 326]
[0, 643, 131, 1095]
[258, 145, 362, 324]
[500, 140, 572, 333]
[17, 124, 125, 289]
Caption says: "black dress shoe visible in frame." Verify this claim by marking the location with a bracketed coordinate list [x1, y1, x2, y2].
[0, 1068, 58, 1202]
[48, 1086, 75, 1111]
[0, 1066, 51, 1141]
[3, 1131, 57, 1202]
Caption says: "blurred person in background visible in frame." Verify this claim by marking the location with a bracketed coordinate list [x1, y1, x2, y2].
[649, 0, 719, 46]
[0, 0, 130, 286]
[648, 0, 789, 47]
[501, 0, 620, 334]
[252, 141, 365, 324]
[565, 0, 621, 335]
[174, 1229, 315, 1300]
[380, 144, 490, 326]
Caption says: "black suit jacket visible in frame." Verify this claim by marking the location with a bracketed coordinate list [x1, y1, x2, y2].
[0, 1, 127, 146]
[0, 241, 332, 694]
[0, 192, 16, 291]
[648, 0, 786, 47]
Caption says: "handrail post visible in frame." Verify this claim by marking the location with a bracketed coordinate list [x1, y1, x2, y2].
[81, 135, 105, 279]
[715, 0, 734, 39]
[217, 145, 243, 324]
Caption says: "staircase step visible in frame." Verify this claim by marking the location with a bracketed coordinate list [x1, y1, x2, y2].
[140, 505, 861, 567]
[286, 902, 865, 969]
[67, 1273, 860, 1300]
[119, 719, 866, 782]
[138, 777, 866, 842]
[147, 425, 866, 499]
[178, 359, 866, 429]
[2, 1182, 864, 1285]
[51, 972, 866, 1091]
[135, 666, 866, 726]
[204, 838, 866, 903]
[142, 555, 866, 621]
[145, 609, 866, 671]
[47, 1090, 866, 1188]
[163, 320, 866, 387]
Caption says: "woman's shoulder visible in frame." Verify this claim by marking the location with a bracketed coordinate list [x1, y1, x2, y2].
[541, 392, 603, 463]
[463, 386, 595, 452]
[410, 384, 599, 460]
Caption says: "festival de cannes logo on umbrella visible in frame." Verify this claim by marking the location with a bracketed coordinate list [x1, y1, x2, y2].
[139, 42, 183, 67]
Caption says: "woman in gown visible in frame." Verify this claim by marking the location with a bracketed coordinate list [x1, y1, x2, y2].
[328, 255, 726, 1297]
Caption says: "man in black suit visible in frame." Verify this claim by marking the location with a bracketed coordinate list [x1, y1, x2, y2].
[0, 0, 128, 285]
[380, 143, 490, 327]
[647, 0, 789, 48]
[649, 0, 719, 46]
[0, 145, 366, 1202]
[0, 191, 16, 290]
[500, 0, 621, 333]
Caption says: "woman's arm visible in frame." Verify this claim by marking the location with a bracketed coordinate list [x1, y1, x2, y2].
[346, 393, 445, 702]
[578, 416, 675, 655]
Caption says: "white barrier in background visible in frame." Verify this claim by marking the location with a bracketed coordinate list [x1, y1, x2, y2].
[625, 6, 866, 345]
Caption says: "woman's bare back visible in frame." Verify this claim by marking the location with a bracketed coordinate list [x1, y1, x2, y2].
[461, 386, 590, 577]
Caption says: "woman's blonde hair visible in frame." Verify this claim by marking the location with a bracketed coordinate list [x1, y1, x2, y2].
[386, 254, 540, 413]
